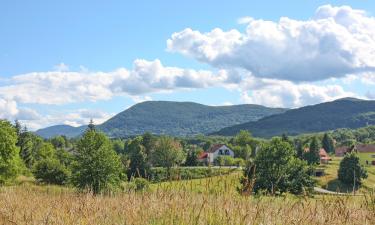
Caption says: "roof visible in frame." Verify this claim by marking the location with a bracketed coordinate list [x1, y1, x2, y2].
[319, 148, 328, 157]
[356, 144, 375, 153]
[335, 146, 350, 153]
[207, 144, 226, 153]
[198, 152, 208, 159]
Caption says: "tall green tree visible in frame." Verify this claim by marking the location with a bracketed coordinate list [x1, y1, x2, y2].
[184, 147, 201, 166]
[0, 120, 23, 184]
[322, 133, 335, 153]
[72, 128, 123, 194]
[338, 152, 367, 186]
[304, 137, 320, 165]
[152, 136, 185, 175]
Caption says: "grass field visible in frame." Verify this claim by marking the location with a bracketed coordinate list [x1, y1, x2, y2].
[1, 174, 375, 225]
[316, 154, 375, 192]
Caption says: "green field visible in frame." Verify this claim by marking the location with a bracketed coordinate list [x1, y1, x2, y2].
[316, 153, 375, 192]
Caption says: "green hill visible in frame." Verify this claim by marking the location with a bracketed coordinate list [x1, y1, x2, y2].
[213, 98, 375, 138]
[36, 101, 286, 138]
[35, 125, 86, 139]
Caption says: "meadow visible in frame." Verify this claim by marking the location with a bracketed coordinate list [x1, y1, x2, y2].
[1, 173, 375, 225]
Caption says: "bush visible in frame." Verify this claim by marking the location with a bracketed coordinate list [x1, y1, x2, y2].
[33, 158, 70, 185]
[122, 178, 150, 192]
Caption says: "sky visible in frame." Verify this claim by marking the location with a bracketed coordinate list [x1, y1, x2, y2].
[1, 0, 375, 130]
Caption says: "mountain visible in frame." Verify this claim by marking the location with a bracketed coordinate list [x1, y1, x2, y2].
[36, 101, 287, 138]
[213, 98, 375, 138]
[35, 125, 86, 139]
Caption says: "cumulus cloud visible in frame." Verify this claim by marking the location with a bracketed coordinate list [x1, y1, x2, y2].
[167, 5, 375, 82]
[239, 76, 357, 108]
[22, 109, 114, 130]
[0, 97, 41, 121]
[0, 59, 238, 105]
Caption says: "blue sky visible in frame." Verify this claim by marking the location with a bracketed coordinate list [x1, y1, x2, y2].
[1, 0, 375, 129]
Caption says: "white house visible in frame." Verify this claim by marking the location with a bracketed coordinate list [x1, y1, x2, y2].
[198, 144, 234, 164]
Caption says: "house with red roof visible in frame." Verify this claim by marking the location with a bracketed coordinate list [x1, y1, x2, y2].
[198, 144, 234, 164]
[304, 148, 331, 164]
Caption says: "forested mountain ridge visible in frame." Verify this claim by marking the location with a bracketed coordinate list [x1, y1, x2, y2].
[212, 98, 375, 137]
[36, 101, 287, 138]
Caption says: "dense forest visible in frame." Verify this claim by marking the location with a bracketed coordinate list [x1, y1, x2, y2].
[214, 98, 375, 137]
[36, 101, 287, 138]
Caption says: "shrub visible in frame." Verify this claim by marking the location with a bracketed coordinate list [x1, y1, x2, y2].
[33, 158, 70, 185]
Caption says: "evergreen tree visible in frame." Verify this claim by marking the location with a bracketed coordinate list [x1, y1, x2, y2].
[88, 119, 95, 131]
[322, 133, 335, 153]
[295, 139, 304, 159]
[304, 137, 320, 165]
[19, 131, 34, 169]
[72, 129, 123, 194]
[184, 148, 200, 166]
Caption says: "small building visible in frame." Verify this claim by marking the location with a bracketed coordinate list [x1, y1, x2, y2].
[319, 148, 331, 164]
[198, 144, 234, 164]
[304, 148, 331, 164]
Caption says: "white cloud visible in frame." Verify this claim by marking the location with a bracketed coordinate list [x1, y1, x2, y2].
[239, 76, 357, 108]
[0, 59, 238, 105]
[0, 97, 41, 121]
[167, 5, 375, 82]
[22, 109, 114, 130]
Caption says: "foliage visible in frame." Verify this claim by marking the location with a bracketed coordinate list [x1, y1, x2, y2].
[304, 137, 320, 165]
[127, 137, 150, 178]
[148, 167, 236, 182]
[33, 158, 70, 185]
[322, 133, 335, 153]
[252, 138, 314, 195]
[71, 129, 123, 194]
[151, 136, 185, 171]
[215, 98, 375, 137]
[37, 101, 286, 138]
[0, 120, 23, 184]
[184, 147, 201, 166]
[338, 152, 368, 186]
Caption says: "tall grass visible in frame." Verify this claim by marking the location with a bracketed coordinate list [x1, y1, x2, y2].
[1, 175, 374, 225]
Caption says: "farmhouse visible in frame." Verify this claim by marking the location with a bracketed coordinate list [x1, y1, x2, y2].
[198, 144, 234, 164]
[319, 148, 331, 164]
[304, 148, 331, 164]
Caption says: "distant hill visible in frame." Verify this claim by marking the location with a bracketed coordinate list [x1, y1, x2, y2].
[213, 98, 375, 138]
[36, 101, 287, 138]
[35, 125, 86, 139]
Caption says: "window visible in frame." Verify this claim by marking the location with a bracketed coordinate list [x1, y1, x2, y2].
[225, 150, 229, 155]
[219, 150, 223, 155]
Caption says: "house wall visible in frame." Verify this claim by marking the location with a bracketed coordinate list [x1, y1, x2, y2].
[209, 145, 234, 163]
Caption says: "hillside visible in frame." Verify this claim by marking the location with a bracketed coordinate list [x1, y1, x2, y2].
[36, 101, 286, 138]
[35, 125, 86, 139]
[213, 98, 375, 137]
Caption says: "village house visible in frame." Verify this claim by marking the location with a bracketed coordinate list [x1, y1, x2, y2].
[198, 144, 234, 164]
[304, 148, 331, 164]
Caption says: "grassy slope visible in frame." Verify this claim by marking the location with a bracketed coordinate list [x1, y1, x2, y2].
[316, 154, 375, 192]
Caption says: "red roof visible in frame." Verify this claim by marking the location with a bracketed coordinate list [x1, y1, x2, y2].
[198, 152, 208, 159]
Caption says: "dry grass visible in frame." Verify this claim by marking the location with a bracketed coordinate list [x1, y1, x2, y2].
[1, 176, 375, 225]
